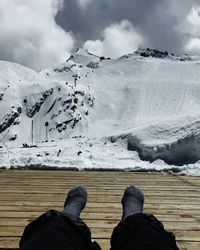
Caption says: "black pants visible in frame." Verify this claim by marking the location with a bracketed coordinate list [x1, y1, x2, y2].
[111, 214, 179, 250]
[20, 211, 179, 250]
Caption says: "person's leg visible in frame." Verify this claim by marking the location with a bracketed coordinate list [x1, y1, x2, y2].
[20, 186, 101, 250]
[110, 185, 180, 250]
[62, 185, 88, 225]
[121, 185, 144, 219]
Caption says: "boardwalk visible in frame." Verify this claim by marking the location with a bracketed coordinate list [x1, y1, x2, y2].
[0, 170, 199, 250]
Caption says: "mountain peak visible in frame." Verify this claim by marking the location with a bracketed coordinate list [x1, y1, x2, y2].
[134, 48, 169, 58]
[66, 48, 100, 65]
[118, 48, 196, 62]
[134, 48, 194, 61]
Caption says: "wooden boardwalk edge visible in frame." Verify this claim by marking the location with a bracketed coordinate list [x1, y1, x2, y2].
[0, 170, 199, 250]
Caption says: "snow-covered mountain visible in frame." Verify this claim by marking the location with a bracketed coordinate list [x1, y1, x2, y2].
[0, 53, 94, 143]
[1, 48, 200, 175]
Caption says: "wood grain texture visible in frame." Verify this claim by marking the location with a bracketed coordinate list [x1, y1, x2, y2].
[0, 169, 199, 250]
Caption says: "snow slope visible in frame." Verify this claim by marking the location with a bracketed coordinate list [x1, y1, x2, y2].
[1, 48, 200, 175]
[0, 57, 94, 143]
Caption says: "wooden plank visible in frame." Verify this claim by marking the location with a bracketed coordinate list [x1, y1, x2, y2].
[0, 208, 200, 218]
[0, 196, 199, 206]
[0, 192, 199, 201]
[0, 218, 200, 229]
[1, 185, 199, 191]
[1, 202, 200, 212]
[0, 174, 195, 180]
[0, 237, 19, 249]
[97, 239, 200, 250]
[1, 181, 196, 187]
[0, 238, 200, 250]
[0, 170, 198, 178]
[0, 171, 196, 179]
[0, 214, 199, 227]
[0, 240, 200, 250]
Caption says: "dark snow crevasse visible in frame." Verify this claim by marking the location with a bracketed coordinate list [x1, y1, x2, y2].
[127, 134, 200, 166]
[46, 99, 57, 114]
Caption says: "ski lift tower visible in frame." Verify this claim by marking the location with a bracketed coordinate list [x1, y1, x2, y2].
[45, 121, 49, 142]
[72, 74, 78, 87]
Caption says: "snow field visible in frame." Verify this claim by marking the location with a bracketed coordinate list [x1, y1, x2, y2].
[1, 48, 200, 175]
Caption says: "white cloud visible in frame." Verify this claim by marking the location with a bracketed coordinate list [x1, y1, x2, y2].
[184, 6, 200, 53]
[186, 38, 200, 52]
[83, 20, 143, 58]
[187, 6, 200, 27]
[0, 0, 74, 71]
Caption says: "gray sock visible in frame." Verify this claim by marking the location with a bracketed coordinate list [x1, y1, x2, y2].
[121, 185, 144, 220]
[63, 186, 87, 218]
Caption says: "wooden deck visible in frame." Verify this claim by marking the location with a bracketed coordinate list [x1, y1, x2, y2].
[0, 170, 199, 250]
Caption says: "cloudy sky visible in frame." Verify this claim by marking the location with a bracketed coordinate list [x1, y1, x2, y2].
[0, 0, 200, 70]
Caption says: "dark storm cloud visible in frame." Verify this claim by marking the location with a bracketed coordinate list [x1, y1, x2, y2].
[57, 0, 162, 36]
[56, 0, 189, 54]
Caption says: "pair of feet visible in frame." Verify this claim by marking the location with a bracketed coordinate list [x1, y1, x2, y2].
[64, 185, 144, 220]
